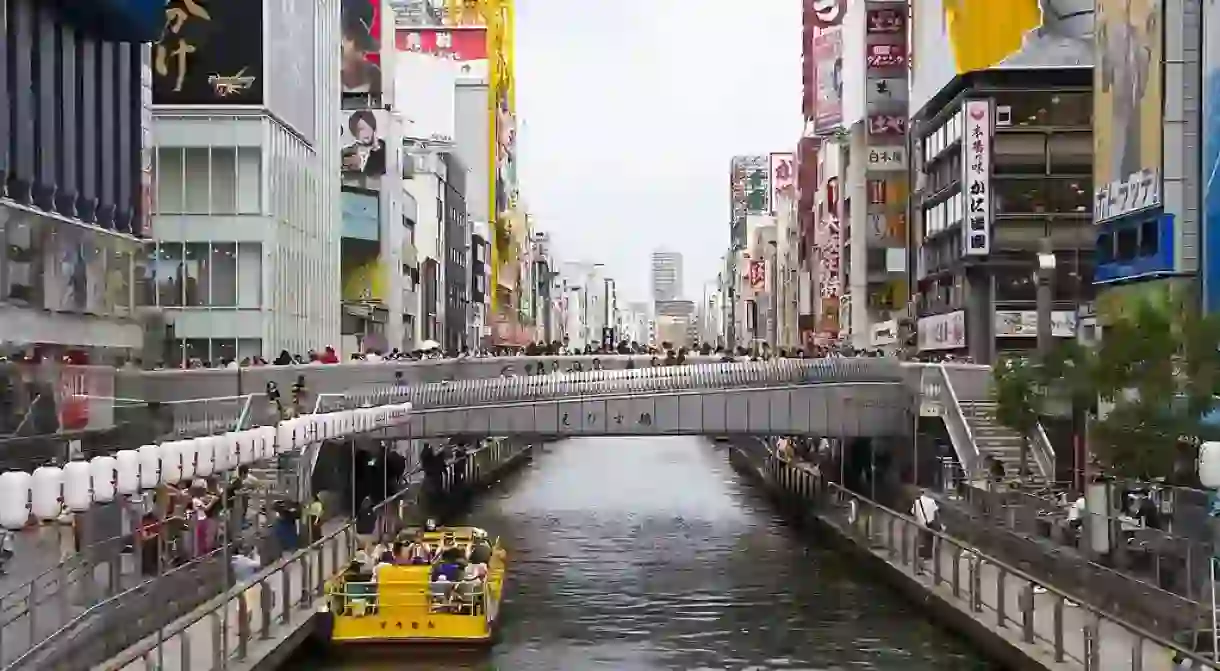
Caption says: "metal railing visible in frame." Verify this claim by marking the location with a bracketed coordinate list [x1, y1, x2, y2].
[765, 456, 1218, 669]
[88, 438, 528, 671]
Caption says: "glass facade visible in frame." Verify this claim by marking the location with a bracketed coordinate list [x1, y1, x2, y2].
[136, 241, 262, 308]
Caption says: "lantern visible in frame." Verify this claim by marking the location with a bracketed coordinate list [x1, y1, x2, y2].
[90, 456, 117, 504]
[161, 441, 184, 485]
[137, 444, 161, 489]
[0, 471, 32, 530]
[30, 466, 64, 521]
[115, 450, 140, 495]
[195, 437, 216, 477]
[63, 461, 92, 512]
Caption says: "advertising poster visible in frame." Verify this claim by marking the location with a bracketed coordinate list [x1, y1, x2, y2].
[1094, 0, 1163, 223]
[769, 153, 795, 215]
[396, 27, 489, 81]
[961, 100, 993, 256]
[812, 27, 843, 133]
[909, 0, 1093, 115]
[1206, 0, 1220, 311]
[815, 177, 841, 335]
[341, 109, 389, 177]
[341, 0, 383, 95]
[153, 0, 263, 104]
[396, 51, 458, 144]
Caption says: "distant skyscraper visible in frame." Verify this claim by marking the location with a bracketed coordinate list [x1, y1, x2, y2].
[651, 250, 684, 302]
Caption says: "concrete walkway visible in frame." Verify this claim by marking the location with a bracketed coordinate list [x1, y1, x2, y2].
[821, 506, 1184, 670]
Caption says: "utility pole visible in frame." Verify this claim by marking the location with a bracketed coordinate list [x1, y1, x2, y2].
[1031, 236, 1057, 483]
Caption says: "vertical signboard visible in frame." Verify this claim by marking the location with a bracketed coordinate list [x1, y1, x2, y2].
[341, 0, 383, 95]
[1206, 0, 1220, 311]
[769, 153, 795, 216]
[153, 0, 263, 104]
[1093, 0, 1163, 222]
[816, 177, 842, 336]
[812, 28, 843, 133]
[961, 99, 993, 256]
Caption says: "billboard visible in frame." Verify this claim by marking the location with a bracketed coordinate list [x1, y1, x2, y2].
[769, 153, 795, 216]
[396, 27, 490, 81]
[909, 0, 1093, 116]
[816, 177, 841, 334]
[152, 0, 263, 105]
[340, 190, 380, 241]
[812, 27, 843, 133]
[341, 0, 383, 95]
[396, 51, 458, 144]
[730, 155, 770, 232]
[1094, 0, 1163, 223]
[1207, 0, 1220, 311]
[961, 100, 993, 256]
[341, 109, 389, 177]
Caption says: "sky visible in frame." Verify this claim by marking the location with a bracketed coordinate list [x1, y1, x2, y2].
[513, 0, 802, 303]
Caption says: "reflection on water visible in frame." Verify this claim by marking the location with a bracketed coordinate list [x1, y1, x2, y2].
[312, 437, 997, 670]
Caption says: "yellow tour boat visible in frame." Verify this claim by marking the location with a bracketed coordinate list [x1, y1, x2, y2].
[320, 525, 506, 645]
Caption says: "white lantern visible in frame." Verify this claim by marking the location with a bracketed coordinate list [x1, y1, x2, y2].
[63, 461, 92, 512]
[137, 444, 161, 489]
[237, 431, 257, 465]
[180, 439, 198, 481]
[1201, 441, 1220, 489]
[115, 450, 140, 494]
[212, 434, 233, 473]
[90, 456, 117, 504]
[161, 441, 183, 485]
[30, 466, 64, 521]
[195, 437, 216, 477]
[0, 471, 32, 529]
[356, 408, 372, 433]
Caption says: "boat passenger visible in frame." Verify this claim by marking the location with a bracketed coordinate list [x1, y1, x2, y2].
[468, 529, 493, 564]
[454, 564, 484, 614]
[432, 549, 464, 582]
[372, 551, 395, 582]
[402, 531, 433, 564]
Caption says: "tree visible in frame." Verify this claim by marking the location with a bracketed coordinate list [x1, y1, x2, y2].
[992, 355, 1044, 481]
[996, 285, 1220, 482]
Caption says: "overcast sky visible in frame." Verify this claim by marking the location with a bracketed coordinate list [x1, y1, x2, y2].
[514, 0, 802, 303]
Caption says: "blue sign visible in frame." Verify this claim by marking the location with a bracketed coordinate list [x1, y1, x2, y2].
[1204, 0, 1220, 312]
[1094, 213, 1175, 284]
[59, 0, 164, 43]
[341, 191, 380, 242]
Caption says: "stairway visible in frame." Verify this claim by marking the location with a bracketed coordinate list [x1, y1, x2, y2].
[958, 400, 1045, 484]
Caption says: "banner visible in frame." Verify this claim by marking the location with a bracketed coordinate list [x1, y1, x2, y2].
[396, 51, 458, 144]
[961, 99, 993, 256]
[917, 310, 966, 351]
[812, 27, 843, 133]
[341, 0, 383, 95]
[341, 109, 389, 177]
[769, 153, 795, 215]
[1094, 0, 1163, 223]
[153, 0, 263, 104]
[396, 26, 489, 81]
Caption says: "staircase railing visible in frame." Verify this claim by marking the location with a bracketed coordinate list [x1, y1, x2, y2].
[1029, 420, 1056, 483]
[926, 364, 980, 479]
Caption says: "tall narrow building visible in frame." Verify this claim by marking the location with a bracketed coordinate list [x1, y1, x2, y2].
[651, 249, 684, 303]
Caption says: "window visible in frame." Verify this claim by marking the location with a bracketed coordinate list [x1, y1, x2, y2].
[155, 242, 185, 306]
[994, 265, 1037, 302]
[403, 216, 416, 244]
[994, 177, 1091, 216]
[1097, 232, 1114, 264]
[152, 146, 261, 215]
[1116, 226, 1138, 261]
[994, 91, 1091, 128]
[992, 134, 1047, 176]
[183, 242, 208, 305]
[1139, 220, 1159, 257]
[210, 243, 239, 306]
[1044, 177, 1092, 214]
[1048, 132, 1092, 174]
[210, 148, 238, 214]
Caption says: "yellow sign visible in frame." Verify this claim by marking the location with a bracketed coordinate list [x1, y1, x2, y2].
[942, 0, 1040, 73]
[341, 260, 387, 303]
[1094, 0, 1163, 221]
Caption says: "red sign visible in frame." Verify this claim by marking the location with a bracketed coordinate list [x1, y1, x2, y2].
[395, 27, 488, 60]
[808, 0, 846, 28]
[866, 44, 906, 69]
[747, 260, 767, 291]
[868, 114, 907, 135]
[866, 8, 904, 34]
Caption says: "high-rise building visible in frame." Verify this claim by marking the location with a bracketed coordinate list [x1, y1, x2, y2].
[144, 0, 342, 364]
[651, 250, 684, 303]
[0, 0, 156, 360]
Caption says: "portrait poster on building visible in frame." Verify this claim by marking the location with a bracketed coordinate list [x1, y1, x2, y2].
[341, 109, 388, 177]
[342, 0, 383, 95]
[153, 0, 263, 105]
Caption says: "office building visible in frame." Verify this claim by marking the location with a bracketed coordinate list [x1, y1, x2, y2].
[651, 250, 684, 303]
[0, 0, 157, 360]
[144, 0, 343, 363]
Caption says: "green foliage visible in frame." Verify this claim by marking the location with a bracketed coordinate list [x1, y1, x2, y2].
[993, 285, 1220, 480]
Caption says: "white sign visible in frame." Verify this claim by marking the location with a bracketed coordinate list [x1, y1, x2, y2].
[872, 319, 898, 346]
[1094, 169, 1161, 222]
[866, 146, 906, 171]
[994, 311, 1078, 338]
[396, 51, 458, 145]
[961, 99, 992, 257]
[917, 310, 966, 351]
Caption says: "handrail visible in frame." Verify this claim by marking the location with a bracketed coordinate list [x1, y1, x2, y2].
[935, 364, 980, 478]
[86, 439, 524, 671]
[1029, 419, 1057, 481]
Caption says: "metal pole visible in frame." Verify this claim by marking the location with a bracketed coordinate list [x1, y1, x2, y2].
[769, 242, 779, 347]
[1033, 236, 1055, 484]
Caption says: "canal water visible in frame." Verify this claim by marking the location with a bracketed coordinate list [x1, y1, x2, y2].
[311, 437, 997, 670]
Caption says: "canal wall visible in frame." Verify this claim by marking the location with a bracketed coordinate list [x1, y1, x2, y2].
[93, 440, 536, 671]
[726, 441, 1161, 671]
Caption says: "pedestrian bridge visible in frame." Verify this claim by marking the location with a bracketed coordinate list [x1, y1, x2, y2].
[382, 358, 914, 439]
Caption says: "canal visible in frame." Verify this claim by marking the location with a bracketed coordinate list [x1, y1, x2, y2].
[308, 436, 997, 670]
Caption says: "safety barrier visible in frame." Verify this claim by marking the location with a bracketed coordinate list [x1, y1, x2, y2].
[761, 455, 1219, 669]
